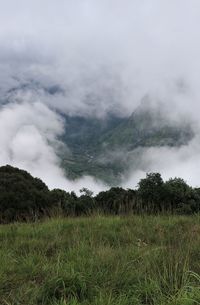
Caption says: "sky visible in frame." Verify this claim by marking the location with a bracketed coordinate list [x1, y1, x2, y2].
[0, 0, 200, 191]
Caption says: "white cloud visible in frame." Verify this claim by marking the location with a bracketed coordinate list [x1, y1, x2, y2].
[0, 101, 106, 193]
[1, 0, 200, 189]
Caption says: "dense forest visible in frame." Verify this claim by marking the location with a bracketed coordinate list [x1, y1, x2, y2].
[0, 165, 200, 223]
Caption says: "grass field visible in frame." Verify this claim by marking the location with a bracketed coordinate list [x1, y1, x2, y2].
[0, 215, 200, 305]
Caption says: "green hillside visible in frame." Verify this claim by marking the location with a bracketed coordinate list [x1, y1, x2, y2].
[61, 105, 193, 184]
[100, 107, 192, 149]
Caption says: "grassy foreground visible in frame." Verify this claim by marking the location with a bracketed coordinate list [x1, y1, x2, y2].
[0, 216, 200, 305]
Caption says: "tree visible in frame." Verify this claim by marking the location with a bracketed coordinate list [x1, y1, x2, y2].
[0, 165, 51, 222]
[50, 190, 79, 216]
[164, 178, 192, 213]
[79, 188, 93, 197]
[95, 187, 132, 214]
[137, 173, 164, 212]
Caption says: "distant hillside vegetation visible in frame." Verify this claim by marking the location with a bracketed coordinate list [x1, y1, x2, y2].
[61, 104, 193, 184]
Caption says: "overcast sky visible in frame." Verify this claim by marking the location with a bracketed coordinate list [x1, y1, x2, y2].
[0, 0, 200, 116]
[0, 0, 200, 190]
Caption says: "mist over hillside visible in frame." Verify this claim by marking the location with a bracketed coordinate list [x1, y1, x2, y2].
[0, 0, 200, 191]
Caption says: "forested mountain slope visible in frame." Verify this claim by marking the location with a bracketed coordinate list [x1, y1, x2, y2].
[61, 104, 193, 184]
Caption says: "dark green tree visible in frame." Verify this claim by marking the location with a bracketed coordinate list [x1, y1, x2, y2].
[164, 178, 192, 213]
[137, 173, 164, 213]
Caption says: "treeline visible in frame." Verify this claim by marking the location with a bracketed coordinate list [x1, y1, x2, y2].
[0, 165, 200, 223]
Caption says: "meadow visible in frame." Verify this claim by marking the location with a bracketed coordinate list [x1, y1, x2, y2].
[0, 215, 200, 305]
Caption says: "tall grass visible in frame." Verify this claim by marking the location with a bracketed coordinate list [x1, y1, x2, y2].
[0, 215, 200, 305]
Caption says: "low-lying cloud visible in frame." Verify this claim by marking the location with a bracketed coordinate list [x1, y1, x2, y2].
[0, 101, 106, 193]
[1, 0, 200, 191]
[123, 136, 200, 189]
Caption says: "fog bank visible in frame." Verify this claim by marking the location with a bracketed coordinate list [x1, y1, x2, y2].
[1, 0, 200, 190]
